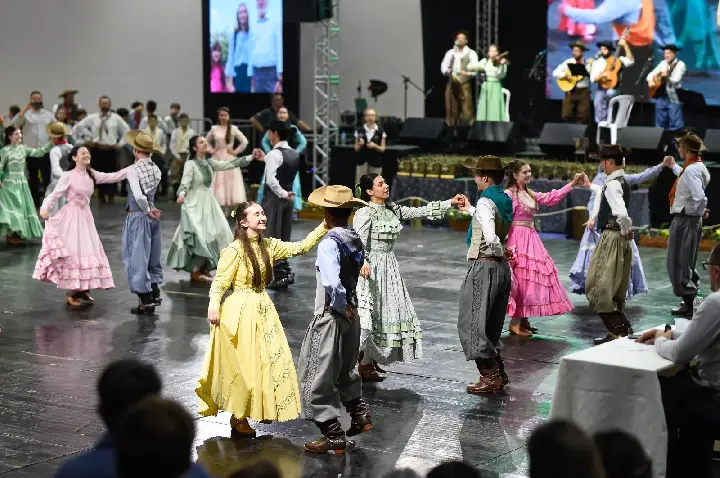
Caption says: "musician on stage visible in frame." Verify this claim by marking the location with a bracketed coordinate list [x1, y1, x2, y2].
[647, 44, 686, 131]
[441, 32, 478, 127]
[552, 41, 593, 124]
[590, 39, 634, 124]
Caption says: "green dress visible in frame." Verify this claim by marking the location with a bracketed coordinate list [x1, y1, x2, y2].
[471, 58, 508, 122]
[166, 155, 252, 272]
[0, 143, 52, 239]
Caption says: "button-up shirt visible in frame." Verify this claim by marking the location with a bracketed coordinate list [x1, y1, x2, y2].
[169, 127, 196, 156]
[354, 123, 387, 143]
[74, 112, 130, 147]
[316, 233, 348, 314]
[647, 59, 687, 103]
[552, 57, 592, 89]
[440, 46, 479, 77]
[263, 141, 291, 199]
[671, 161, 710, 216]
[589, 169, 632, 235]
[249, 16, 283, 75]
[466, 198, 504, 259]
[12, 108, 55, 148]
[127, 157, 161, 214]
[590, 56, 635, 83]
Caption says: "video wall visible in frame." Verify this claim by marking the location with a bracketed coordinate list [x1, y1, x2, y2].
[546, 0, 720, 105]
[209, 0, 284, 94]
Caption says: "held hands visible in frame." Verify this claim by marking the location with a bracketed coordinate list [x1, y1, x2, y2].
[360, 264, 371, 279]
[149, 209, 162, 220]
[662, 155, 676, 168]
[252, 148, 265, 162]
[287, 192, 296, 202]
[39, 208, 49, 220]
[208, 307, 220, 326]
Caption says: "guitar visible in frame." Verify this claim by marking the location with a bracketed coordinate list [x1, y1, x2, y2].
[648, 60, 677, 98]
[556, 58, 593, 92]
[596, 29, 630, 90]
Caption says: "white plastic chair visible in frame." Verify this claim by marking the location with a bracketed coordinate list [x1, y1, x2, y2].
[502, 88, 511, 121]
[596, 94, 634, 145]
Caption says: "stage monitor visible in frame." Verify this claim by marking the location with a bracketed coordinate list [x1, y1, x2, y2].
[538, 123, 588, 160]
[209, 0, 284, 94]
[546, 3, 720, 105]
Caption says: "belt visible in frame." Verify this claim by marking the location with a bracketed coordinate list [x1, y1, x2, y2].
[512, 220, 534, 228]
[471, 255, 504, 263]
[674, 212, 701, 218]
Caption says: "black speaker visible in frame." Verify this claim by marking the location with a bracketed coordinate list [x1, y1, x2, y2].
[616, 126, 664, 161]
[399, 117, 446, 140]
[284, 0, 332, 22]
[467, 121, 524, 155]
[703, 129, 720, 154]
[538, 123, 588, 159]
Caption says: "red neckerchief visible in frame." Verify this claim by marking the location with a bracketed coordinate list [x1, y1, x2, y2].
[669, 156, 702, 206]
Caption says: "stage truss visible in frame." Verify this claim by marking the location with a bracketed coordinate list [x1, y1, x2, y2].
[312, 0, 340, 188]
[476, 0, 499, 58]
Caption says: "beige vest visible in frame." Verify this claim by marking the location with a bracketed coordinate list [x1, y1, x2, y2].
[452, 54, 473, 84]
[468, 201, 510, 259]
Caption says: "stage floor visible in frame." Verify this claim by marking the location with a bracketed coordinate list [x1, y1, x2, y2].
[0, 203, 703, 477]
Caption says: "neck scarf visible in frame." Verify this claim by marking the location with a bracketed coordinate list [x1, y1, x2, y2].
[466, 185, 513, 246]
[669, 155, 701, 206]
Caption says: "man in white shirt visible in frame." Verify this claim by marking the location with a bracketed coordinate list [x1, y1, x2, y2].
[647, 44, 687, 131]
[441, 32, 478, 126]
[667, 131, 711, 316]
[590, 39, 634, 124]
[457, 156, 513, 394]
[552, 41, 593, 124]
[169, 114, 196, 195]
[353, 108, 387, 183]
[250, 0, 283, 94]
[586, 145, 634, 345]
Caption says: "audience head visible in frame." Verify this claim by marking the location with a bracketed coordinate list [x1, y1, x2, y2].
[528, 420, 606, 478]
[170, 102, 181, 114]
[148, 114, 158, 129]
[271, 93, 284, 110]
[505, 159, 531, 190]
[178, 113, 190, 128]
[97, 359, 162, 433]
[706, 244, 720, 293]
[427, 462, 479, 478]
[116, 108, 129, 121]
[99, 96, 112, 114]
[235, 3, 250, 31]
[454, 31, 469, 47]
[9, 105, 20, 118]
[146, 100, 158, 114]
[76, 108, 88, 122]
[229, 461, 281, 478]
[114, 397, 195, 478]
[232, 202, 272, 288]
[4, 126, 21, 146]
[131, 101, 143, 113]
[358, 173, 390, 203]
[268, 119, 291, 145]
[276, 106, 289, 123]
[29, 90, 43, 110]
[55, 107, 67, 123]
[364, 108, 377, 125]
[217, 106, 231, 125]
[593, 430, 652, 478]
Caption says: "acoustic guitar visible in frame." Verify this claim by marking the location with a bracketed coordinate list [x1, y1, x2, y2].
[596, 29, 630, 90]
[648, 61, 677, 98]
[556, 58, 593, 92]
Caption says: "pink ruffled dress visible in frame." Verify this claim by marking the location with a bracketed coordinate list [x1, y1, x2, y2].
[506, 184, 574, 318]
[33, 167, 128, 291]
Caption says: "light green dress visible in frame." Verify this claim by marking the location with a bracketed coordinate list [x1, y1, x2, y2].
[470, 58, 508, 122]
[0, 143, 52, 239]
[166, 155, 252, 272]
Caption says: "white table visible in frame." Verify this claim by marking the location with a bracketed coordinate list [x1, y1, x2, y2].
[550, 333, 680, 478]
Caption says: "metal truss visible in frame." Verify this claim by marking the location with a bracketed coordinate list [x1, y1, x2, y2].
[476, 0, 500, 57]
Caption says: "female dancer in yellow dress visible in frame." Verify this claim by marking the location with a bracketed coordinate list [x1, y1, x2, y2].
[196, 201, 329, 436]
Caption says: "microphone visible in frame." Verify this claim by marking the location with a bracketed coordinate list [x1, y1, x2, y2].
[536, 49, 548, 57]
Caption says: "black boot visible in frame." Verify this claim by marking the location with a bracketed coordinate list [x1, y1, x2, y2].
[671, 296, 694, 317]
[131, 293, 156, 316]
[594, 312, 627, 345]
[495, 355, 510, 386]
[343, 398, 373, 437]
[304, 419, 346, 454]
[151, 283, 162, 306]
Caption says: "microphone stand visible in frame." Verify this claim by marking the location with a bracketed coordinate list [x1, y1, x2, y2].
[523, 50, 546, 136]
[402, 75, 433, 120]
[635, 56, 654, 121]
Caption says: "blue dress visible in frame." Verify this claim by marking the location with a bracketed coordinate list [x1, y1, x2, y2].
[256, 126, 306, 211]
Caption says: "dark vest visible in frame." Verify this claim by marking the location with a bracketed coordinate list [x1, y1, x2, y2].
[597, 175, 630, 232]
[325, 231, 363, 308]
[356, 125, 385, 167]
[265, 147, 300, 195]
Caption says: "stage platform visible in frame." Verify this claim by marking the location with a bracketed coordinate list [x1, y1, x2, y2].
[0, 202, 715, 477]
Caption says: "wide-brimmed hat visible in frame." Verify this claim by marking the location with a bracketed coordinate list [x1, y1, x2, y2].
[462, 155, 505, 173]
[58, 89, 78, 98]
[675, 131, 707, 153]
[124, 130, 164, 154]
[596, 40, 614, 49]
[590, 144, 630, 161]
[45, 121, 71, 138]
[660, 44, 682, 52]
[308, 185, 368, 209]
[569, 41, 589, 51]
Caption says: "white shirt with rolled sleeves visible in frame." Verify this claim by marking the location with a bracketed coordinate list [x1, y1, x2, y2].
[74, 112, 130, 147]
[263, 141, 291, 200]
[440, 46, 479, 77]
[590, 56, 635, 83]
[466, 197, 504, 259]
[647, 59, 686, 103]
[552, 57, 592, 89]
[671, 161, 710, 216]
[315, 237, 348, 316]
[589, 169, 632, 235]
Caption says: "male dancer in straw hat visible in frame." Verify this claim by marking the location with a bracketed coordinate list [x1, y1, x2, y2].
[298, 185, 373, 454]
[667, 131, 711, 317]
[552, 40, 593, 124]
[456, 156, 513, 394]
[586, 145, 634, 344]
[44, 121, 73, 216]
[122, 131, 164, 315]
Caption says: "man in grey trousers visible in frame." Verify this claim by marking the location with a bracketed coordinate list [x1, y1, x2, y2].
[667, 131, 711, 317]
[298, 185, 373, 454]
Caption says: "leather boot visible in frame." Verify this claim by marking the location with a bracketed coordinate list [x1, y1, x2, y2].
[151, 283, 162, 306]
[304, 419, 346, 454]
[77, 291, 95, 305]
[131, 293, 156, 316]
[467, 359, 505, 395]
[594, 312, 626, 345]
[495, 355, 510, 386]
[509, 322, 532, 337]
[521, 317, 538, 333]
[671, 296, 694, 317]
[343, 398, 373, 437]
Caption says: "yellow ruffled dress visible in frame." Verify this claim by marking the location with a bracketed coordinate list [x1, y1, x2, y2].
[196, 222, 328, 422]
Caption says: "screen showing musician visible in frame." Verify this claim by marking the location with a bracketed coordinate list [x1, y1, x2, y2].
[546, 0, 720, 107]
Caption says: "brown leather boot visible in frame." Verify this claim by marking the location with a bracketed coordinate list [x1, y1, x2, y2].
[671, 296, 694, 317]
[6, 234, 25, 246]
[521, 317, 538, 333]
[230, 416, 256, 438]
[190, 271, 210, 283]
[467, 360, 505, 395]
[304, 419, 346, 454]
[65, 294, 84, 307]
[343, 398, 373, 437]
[594, 312, 627, 345]
[496, 355, 510, 386]
[509, 322, 532, 337]
[77, 291, 95, 305]
[358, 363, 384, 382]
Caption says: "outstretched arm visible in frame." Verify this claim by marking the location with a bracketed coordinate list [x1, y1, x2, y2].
[395, 199, 452, 220]
[535, 183, 574, 207]
[268, 222, 329, 261]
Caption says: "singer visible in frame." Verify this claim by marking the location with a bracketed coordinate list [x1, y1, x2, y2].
[552, 41, 593, 124]
[441, 32, 478, 126]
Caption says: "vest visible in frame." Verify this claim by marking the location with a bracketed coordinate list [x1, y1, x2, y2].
[356, 126, 385, 167]
[597, 176, 630, 232]
[265, 147, 300, 195]
[467, 201, 510, 259]
[325, 231, 363, 308]
[452, 52, 473, 84]
[613, 0, 654, 47]
[58, 145, 71, 171]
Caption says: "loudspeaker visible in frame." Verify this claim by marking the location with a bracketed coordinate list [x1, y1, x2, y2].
[616, 126, 664, 153]
[538, 123, 588, 159]
[703, 129, 720, 154]
[399, 117, 446, 140]
[467, 121, 524, 155]
[284, 0, 333, 22]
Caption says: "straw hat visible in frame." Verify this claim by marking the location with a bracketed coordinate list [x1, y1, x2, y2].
[308, 185, 368, 208]
[45, 121, 71, 138]
[675, 131, 707, 153]
[58, 89, 78, 98]
[124, 130, 164, 154]
[462, 155, 505, 173]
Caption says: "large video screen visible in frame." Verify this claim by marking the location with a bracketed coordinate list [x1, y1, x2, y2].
[546, 1, 720, 105]
[209, 0, 283, 94]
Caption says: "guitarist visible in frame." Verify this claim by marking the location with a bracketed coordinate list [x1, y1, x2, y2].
[590, 38, 634, 124]
[647, 44, 686, 131]
[552, 41, 593, 124]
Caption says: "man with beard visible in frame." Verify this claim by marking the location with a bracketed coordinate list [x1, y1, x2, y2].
[552, 41, 593, 124]
[590, 39, 634, 124]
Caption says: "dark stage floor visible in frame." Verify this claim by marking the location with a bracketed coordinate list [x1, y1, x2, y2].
[0, 202, 700, 477]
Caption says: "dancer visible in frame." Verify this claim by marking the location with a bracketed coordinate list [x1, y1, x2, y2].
[585, 145, 634, 345]
[207, 107, 249, 214]
[667, 131, 711, 317]
[353, 173, 463, 381]
[44, 122, 74, 217]
[122, 131, 164, 315]
[504, 160, 587, 337]
[569, 157, 682, 299]
[261, 120, 302, 289]
[257, 106, 306, 212]
[468, 44, 508, 122]
[167, 136, 265, 283]
[647, 44, 686, 131]
[196, 202, 329, 437]
[440, 31, 478, 126]
[298, 185, 373, 454]
[456, 156, 513, 394]
[0, 126, 52, 245]
[33, 146, 130, 306]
